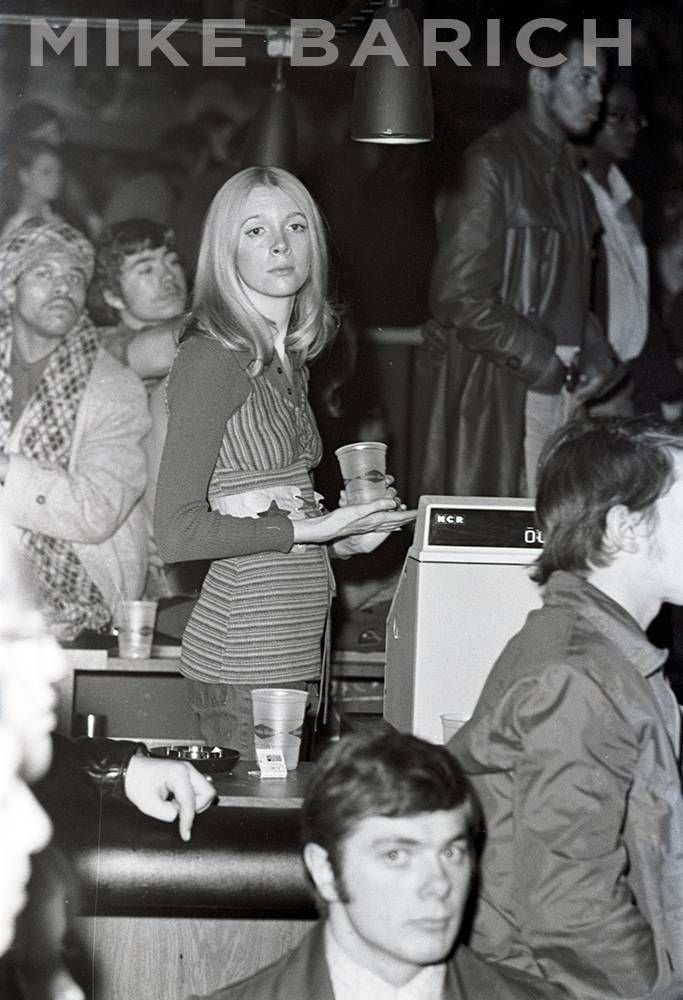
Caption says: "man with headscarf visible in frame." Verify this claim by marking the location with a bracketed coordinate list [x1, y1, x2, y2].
[0, 218, 150, 640]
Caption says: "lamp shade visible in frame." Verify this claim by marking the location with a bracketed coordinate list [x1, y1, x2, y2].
[351, 0, 433, 143]
[241, 78, 298, 171]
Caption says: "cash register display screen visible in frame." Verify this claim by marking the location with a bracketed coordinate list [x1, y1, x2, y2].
[427, 507, 543, 549]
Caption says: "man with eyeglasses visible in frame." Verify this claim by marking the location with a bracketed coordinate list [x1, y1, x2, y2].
[583, 77, 683, 418]
[422, 21, 617, 499]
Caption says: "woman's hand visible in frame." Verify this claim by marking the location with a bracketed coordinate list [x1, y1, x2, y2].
[332, 530, 397, 558]
[291, 498, 416, 547]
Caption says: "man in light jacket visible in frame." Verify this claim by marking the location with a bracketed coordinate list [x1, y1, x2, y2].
[0, 218, 150, 640]
[450, 416, 683, 999]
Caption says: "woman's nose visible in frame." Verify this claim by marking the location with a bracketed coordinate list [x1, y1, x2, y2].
[271, 232, 291, 255]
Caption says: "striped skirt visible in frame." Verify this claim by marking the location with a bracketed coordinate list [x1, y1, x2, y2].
[180, 544, 331, 685]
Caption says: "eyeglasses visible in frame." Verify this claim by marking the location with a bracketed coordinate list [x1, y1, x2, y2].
[605, 111, 648, 130]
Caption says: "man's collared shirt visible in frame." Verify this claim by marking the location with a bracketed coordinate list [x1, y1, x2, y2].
[325, 924, 447, 1000]
[583, 164, 649, 362]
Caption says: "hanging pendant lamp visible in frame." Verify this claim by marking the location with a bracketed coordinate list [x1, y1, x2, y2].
[351, 0, 433, 144]
[241, 58, 298, 171]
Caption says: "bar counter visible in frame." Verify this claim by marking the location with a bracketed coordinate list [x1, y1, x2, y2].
[58, 763, 318, 1000]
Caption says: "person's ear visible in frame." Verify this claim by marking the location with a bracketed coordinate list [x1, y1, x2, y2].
[303, 842, 340, 903]
[528, 67, 551, 97]
[3, 282, 16, 307]
[604, 504, 641, 555]
[102, 288, 125, 314]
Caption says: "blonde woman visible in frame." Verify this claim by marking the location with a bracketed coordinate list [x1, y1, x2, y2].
[155, 167, 413, 756]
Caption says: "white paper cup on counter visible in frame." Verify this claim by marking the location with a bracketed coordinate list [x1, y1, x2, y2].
[114, 600, 157, 659]
[335, 441, 388, 502]
[251, 688, 308, 770]
[441, 714, 471, 744]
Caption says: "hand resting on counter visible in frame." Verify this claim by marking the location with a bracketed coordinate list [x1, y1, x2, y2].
[124, 753, 216, 842]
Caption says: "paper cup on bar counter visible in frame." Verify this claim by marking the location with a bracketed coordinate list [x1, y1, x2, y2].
[251, 688, 308, 770]
[114, 600, 157, 659]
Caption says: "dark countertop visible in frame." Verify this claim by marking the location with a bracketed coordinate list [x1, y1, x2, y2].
[57, 762, 317, 919]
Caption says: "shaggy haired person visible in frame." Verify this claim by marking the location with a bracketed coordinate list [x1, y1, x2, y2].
[451, 416, 683, 1000]
[155, 167, 414, 757]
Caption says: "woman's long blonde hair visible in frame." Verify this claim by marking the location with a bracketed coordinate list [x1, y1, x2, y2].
[190, 166, 338, 373]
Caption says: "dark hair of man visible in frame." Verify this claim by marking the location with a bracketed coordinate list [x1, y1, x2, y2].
[5, 101, 66, 144]
[301, 730, 473, 887]
[532, 416, 683, 585]
[0, 140, 63, 228]
[88, 218, 178, 326]
[505, 15, 586, 98]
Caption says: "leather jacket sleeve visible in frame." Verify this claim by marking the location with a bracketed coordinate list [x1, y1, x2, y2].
[430, 149, 557, 387]
[33, 733, 147, 818]
[70, 735, 148, 800]
[581, 311, 615, 376]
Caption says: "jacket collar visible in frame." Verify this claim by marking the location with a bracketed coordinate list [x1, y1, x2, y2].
[512, 110, 580, 172]
[543, 571, 669, 679]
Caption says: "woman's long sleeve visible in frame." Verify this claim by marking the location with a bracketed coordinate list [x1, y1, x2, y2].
[154, 336, 294, 563]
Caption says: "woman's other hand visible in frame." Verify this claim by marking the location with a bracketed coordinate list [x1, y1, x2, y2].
[291, 498, 416, 547]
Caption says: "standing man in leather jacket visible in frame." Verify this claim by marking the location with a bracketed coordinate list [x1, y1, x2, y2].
[422, 23, 617, 498]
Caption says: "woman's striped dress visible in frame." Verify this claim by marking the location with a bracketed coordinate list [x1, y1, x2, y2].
[180, 357, 331, 686]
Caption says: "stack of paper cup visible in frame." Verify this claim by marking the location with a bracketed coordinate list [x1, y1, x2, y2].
[334, 441, 388, 502]
[251, 689, 308, 770]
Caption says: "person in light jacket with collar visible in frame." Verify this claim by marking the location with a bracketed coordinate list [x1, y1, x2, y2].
[0, 218, 150, 640]
[450, 416, 683, 1000]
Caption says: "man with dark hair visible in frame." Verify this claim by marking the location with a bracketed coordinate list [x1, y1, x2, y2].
[90, 218, 187, 597]
[193, 730, 567, 999]
[450, 416, 683, 999]
[423, 22, 617, 498]
[89, 217, 186, 378]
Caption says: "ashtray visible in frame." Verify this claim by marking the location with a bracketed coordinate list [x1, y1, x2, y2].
[149, 744, 240, 774]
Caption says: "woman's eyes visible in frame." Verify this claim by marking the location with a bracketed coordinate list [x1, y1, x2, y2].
[243, 222, 307, 237]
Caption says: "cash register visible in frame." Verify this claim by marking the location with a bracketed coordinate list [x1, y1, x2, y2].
[385, 496, 543, 743]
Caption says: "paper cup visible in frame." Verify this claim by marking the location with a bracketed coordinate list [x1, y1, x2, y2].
[335, 441, 388, 502]
[441, 714, 470, 743]
[114, 600, 157, 659]
[251, 688, 308, 770]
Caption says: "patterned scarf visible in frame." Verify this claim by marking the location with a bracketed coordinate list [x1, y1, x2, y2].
[0, 309, 111, 639]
